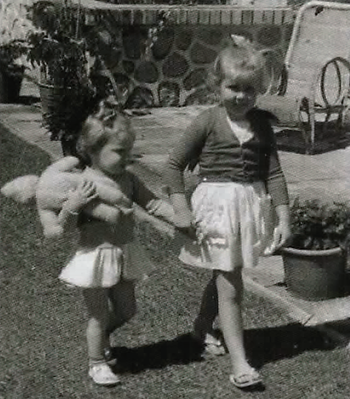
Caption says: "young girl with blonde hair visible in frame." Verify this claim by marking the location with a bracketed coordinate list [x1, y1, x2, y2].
[164, 36, 291, 389]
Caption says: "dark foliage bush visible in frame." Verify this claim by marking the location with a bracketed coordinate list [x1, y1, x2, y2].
[289, 198, 350, 251]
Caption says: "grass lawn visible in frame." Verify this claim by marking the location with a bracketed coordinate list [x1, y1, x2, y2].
[1, 127, 350, 399]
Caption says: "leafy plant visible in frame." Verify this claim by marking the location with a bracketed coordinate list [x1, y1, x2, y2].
[24, 0, 168, 144]
[24, 0, 100, 144]
[289, 198, 350, 251]
[0, 40, 29, 79]
[26, 1, 88, 87]
[0, 0, 37, 80]
[18, 0, 177, 147]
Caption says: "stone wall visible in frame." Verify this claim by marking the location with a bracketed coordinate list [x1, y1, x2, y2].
[0, 0, 295, 107]
[81, 3, 295, 107]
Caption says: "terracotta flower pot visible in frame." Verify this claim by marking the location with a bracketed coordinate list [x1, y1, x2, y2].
[281, 246, 347, 301]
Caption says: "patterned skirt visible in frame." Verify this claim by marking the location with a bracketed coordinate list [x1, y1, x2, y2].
[179, 181, 275, 271]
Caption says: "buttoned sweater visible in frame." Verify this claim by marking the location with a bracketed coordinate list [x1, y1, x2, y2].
[164, 105, 289, 207]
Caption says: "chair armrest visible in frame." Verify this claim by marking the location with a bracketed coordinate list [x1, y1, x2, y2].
[309, 57, 350, 109]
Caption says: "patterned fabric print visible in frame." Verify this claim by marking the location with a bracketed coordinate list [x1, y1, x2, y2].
[179, 182, 274, 271]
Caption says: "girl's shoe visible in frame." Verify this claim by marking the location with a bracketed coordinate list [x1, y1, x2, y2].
[229, 368, 262, 389]
[202, 333, 226, 356]
[89, 362, 120, 386]
[191, 331, 226, 356]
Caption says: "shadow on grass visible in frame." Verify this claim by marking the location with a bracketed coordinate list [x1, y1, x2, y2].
[245, 322, 334, 369]
[111, 323, 334, 375]
[111, 333, 204, 374]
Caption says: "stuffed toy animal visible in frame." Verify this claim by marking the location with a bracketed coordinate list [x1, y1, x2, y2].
[1, 156, 133, 238]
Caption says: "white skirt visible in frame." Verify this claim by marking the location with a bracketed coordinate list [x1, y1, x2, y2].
[179, 181, 275, 271]
[59, 241, 156, 288]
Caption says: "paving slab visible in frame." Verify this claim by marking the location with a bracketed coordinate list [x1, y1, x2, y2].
[245, 256, 350, 327]
[2, 78, 350, 346]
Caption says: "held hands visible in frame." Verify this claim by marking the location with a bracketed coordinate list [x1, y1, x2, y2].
[173, 207, 198, 240]
[170, 194, 198, 240]
[64, 180, 98, 214]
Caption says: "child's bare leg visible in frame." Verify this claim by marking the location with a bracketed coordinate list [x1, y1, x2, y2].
[215, 268, 252, 375]
[107, 280, 136, 333]
[83, 288, 120, 385]
[193, 274, 226, 355]
[82, 288, 110, 362]
[194, 275, 218, 336]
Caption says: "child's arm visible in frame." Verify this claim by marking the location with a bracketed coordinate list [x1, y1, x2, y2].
[83, 202, 122, 224]
[56, 180, 98, 235]
[163, 111, 209, 232]
[265, 125, 291, 252]
[168, 192, 197, 239]
[131, 173, 174, 224]
[169, 193, 192, 226]
[267, 204, 291, 254]
[80, 168, 131, 223]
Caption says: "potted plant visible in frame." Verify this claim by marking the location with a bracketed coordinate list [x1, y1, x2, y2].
[0, 41, 28, 103]
[24, 0, 101, 155]
[24, 0, 169, 155]
[281, 198, 350, 301]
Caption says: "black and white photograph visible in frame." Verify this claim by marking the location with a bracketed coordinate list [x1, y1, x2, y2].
[1, 0, 350, 397]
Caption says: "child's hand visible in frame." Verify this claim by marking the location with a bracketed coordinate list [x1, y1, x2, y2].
[275, 221, 292, 249]
[170, 193, 197, 239]
[265, 221, 291, 255]
[174, 208, 197, 240]
[264, 204, 291, 255]
[65, 180, 98, 214]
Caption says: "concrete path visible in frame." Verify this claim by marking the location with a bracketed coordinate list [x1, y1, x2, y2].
[1, 78, 350, 346]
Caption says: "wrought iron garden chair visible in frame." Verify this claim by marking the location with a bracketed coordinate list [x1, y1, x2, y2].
[257, 1, 350, 154]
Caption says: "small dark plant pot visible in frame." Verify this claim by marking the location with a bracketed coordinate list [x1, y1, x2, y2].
[281, 246, 347, 301]
[39, 82, 65, 115]
[0, 69, 23, 104]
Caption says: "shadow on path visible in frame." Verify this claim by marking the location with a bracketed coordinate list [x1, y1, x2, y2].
[18, 95, 40, 106]
[276, 127, 350, 154]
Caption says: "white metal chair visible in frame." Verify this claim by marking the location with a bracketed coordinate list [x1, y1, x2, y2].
[257, 1, 350, 154]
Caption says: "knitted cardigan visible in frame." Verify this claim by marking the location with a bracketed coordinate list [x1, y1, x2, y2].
[164, 105, 289, 207]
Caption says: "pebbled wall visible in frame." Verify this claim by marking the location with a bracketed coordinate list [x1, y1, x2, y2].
[81, 3, 295, 106]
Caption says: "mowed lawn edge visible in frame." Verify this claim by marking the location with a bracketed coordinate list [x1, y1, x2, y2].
[1, 126, 350, 399]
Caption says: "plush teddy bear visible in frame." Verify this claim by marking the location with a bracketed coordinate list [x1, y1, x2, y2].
[1, 156, 133, 238]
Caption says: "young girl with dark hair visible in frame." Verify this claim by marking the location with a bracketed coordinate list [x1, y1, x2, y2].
[56, 100, 173, 386]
